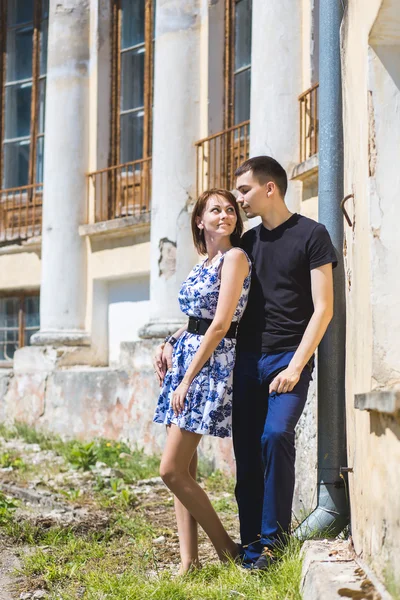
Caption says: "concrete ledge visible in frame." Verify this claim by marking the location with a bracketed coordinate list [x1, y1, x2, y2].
[354, 390, 400, 414]
[301, 540, 391, 600]
[0, 236, 41, 255]
[79, 215, 150, 240]
[291, 154, 319, 181]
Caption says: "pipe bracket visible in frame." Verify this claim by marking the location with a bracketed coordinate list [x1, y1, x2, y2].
[341, 194, 354, 227]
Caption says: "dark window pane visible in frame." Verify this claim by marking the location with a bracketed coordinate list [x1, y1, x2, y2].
[40, 19, 48, 76]
[4, 82, 32, 139]
[7, 0, 34, 26]
[24, 328, 39, 347]
[0, 298, 19, 328]
[6, 26, 34, 82]
[120, 111, 144, 162]
[235, 0, 252, 71]
[121, 48, 145, 111]
[24, 296, 40, 328]
[36, 137, 44, 183]
[38, 79, 46, 134]
[0, 334, 19, 361]
[3, 140, 30, 188]
[42, 0, 49, 20]
[234, 68, 251, 124]
[121, 0, 145, 49]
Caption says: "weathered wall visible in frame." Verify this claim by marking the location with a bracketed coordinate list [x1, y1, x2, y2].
[0, 341, 235, 473]
[0, 250, 41, 291]
[293, 374, 317, 520]
[342, 0, 400, 592]
[0, 339, 320, 518]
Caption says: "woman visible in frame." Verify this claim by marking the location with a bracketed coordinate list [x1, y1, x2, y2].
[153, 188, 251, 574]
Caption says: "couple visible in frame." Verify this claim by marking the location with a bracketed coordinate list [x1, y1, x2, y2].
[153, 156, 337, 573]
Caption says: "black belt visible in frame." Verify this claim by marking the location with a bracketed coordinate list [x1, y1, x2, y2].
[187, 316, 238, 339]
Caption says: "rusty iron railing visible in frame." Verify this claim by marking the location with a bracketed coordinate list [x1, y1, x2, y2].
[87, 157, 152, 224]
[299, 83, 319, 163]
[195, 120, 250, 197]
[0, 183, 43, 242]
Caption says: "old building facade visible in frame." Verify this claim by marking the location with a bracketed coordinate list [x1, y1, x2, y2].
[0, 0, 398, 593]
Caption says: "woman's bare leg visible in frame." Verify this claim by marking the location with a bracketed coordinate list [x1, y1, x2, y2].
[160, 424, 238, 563]
[173, 448, 199, 573]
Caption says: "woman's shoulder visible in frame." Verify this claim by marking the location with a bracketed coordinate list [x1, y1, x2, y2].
[222, 247, 252, 274]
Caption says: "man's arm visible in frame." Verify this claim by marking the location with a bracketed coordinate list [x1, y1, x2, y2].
[269, 263, 334, 394]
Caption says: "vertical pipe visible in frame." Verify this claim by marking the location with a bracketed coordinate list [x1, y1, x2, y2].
[318, 0, 348, 505]
[295, 0, 349, 539]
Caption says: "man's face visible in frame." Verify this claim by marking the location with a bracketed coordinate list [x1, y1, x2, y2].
[236, 171, 269, 219]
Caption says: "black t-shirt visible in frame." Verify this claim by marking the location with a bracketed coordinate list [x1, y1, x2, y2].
[238, 213, 337, 353]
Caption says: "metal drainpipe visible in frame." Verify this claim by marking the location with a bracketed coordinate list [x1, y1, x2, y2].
[294, 0, 350, 539]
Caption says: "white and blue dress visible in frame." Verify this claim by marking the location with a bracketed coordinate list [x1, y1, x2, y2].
[153, 248, 252, 438]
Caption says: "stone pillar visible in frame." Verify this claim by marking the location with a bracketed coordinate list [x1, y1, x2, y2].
[140, 0, 200, 339]
[249, 0, 302, 213]
[32, 0, 90, 346]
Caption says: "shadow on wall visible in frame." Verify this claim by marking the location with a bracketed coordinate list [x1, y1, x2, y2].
[369, 412, 400, 440]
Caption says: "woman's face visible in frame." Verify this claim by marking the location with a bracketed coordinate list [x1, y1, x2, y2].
[197, 195, 238, 240]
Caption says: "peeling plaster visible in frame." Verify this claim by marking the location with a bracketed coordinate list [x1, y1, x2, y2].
[158, 238, 177, 279]
[368, 91, 377, 177]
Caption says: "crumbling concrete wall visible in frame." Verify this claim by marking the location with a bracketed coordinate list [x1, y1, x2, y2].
[0, 338, 316, 517]
[342, 0, 400, 593]
[0, 341, 235, 473]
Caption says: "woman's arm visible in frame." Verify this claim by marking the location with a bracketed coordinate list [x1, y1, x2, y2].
[172, 249, 249, 415]
[154, 325, 186, 385]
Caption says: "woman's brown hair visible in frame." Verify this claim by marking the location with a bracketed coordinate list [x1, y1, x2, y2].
[191, 189, 243, 255]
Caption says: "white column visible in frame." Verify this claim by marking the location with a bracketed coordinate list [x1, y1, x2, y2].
[249, 0, 302, 213]
[140, 0, 200, 338]
[32, 0, 90, 346]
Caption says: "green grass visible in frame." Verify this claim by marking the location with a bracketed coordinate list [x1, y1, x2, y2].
[211, 496, 237, 514]
[204, 469, 236, 495]
[0, 423, 304, 599]
[12, 518, 302, 600]
[0, 422, 161, 482]
[384, 568, 400, 600]
[16, 536, 303, 600]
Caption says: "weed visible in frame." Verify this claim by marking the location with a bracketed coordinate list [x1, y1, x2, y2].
[110, 477, 124, 494]
[66, 442, 98, 471]
[61, 488, 83, 501]
[204, 469, 235, 494]
[0, 491, 17, 524]
[0, 451, 26, 470]
[212, 495, 237, 514]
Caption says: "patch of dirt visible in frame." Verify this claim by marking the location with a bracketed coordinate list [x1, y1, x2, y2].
[0, 541, 22, 600]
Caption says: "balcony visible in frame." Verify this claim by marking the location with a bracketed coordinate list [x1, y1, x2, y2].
[87, 158, 152, 226]
[0, 184, 43, 243]
[299, 83, 319, 163]
[195, 120, 250, 196]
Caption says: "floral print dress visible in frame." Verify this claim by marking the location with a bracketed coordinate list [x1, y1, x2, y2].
[153, 248, 252, 438]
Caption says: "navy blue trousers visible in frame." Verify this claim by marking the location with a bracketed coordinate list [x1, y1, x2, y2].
[232, 349, 312, 564]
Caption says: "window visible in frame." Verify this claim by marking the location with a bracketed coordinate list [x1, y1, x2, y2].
[0, 0, 48, 190]
[0, 293, 39, 362]
[195, 0, 252, 195]
[86, 0, 154, 224]
[225, 0, 252, 129]
[110, 0, 154, 167]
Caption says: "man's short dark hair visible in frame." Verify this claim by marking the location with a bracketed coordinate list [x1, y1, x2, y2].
[235, 156, 288, 198]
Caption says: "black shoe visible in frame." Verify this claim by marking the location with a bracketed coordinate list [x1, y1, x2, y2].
[251, 547, 276, 571]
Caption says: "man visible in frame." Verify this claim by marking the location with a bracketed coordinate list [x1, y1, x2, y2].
[233, 156, 336, 568]
[155, 155, 336, 570]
